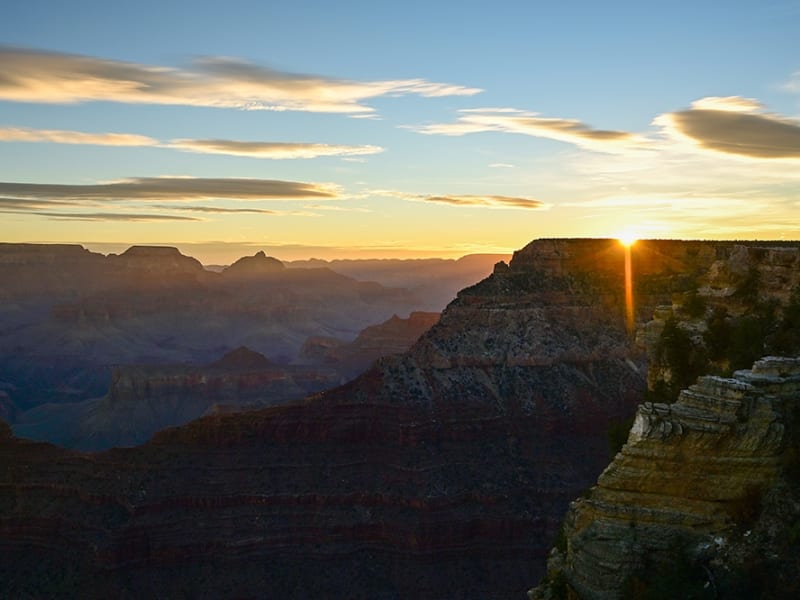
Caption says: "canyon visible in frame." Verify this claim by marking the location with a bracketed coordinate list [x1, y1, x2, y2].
[1, 239, 799, 598]
[13, 312, 439, 451]
[0, 243, 498, 412]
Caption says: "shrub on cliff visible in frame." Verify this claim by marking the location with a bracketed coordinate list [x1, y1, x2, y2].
[654, 317, 707, 402]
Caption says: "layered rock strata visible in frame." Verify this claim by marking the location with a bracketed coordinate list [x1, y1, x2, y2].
[535, 356, 800, 599]
[0, 238, 653, 599]
[3, 239, 793, 598]
[299, 311, 440, 378]
[639, 243, 800, 399]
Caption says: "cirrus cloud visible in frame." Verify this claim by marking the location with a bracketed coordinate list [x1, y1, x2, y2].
[167, 139, 383, 159]
[28, 211, 202, 222]
[0, 126, 158, 146]
[0, 177, 340, 203]
[374, 189, 547, 210]
[0, 46, 481, 114]
[409, 107, 646, 152]
[0, 124, 384, 159]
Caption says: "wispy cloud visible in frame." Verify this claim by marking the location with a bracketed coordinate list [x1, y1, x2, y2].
[413, 97, 800, 161]
[489, 162, 515, 168]
[26, 212, 202, 222]
[375, 189, 548, 210]
[0, 124, 384, 160]
[0, 177, 340, 202]
[149, 204, 276, 214]
[302, 203, 372, 213]
[167, 139, 383, 159]
[0, 46, 481, 114]
[410, 108, 646, 152]
[0, 126, 157, 146]
[655, 96, 800, 159]
[0, 197, 78, 209]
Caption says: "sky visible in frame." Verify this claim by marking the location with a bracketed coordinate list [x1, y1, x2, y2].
[1, 0, 799, 263]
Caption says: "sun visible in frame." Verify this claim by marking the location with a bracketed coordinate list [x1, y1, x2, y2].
[618, 232, 637, 248]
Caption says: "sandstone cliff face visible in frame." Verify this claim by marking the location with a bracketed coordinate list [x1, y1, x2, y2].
[639, 243, 800, 401]
[534, 357, 800, 599]
[531, 242, 800, 600]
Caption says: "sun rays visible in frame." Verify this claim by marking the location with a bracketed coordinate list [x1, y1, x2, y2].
[620, 236, 636, 337]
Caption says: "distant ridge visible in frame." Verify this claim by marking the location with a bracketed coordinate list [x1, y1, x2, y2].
[223, 250, 284, 276]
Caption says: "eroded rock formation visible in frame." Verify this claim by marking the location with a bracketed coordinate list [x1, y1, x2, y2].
[533, 357, 800, 599]
[11, 347, 342, 451]
[298, 311, 440, 378]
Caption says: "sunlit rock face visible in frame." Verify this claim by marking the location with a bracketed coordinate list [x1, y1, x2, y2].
[639, 243, 800, 400]
[533, 356, 800, 600]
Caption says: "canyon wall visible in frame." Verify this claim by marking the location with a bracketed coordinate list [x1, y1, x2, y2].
[533, 242, 800, 599]
[0, 238, 651, 598]
[533, 357, 800, 599]
[3, 239, 795, 598]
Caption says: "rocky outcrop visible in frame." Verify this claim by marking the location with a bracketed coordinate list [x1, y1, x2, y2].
[298, 311, 440, 378]
[109, 245, 206, 276]
[209, 345, 273, 369]
[12, 348, 341, 451]
[639, 243, 800, 401]
[530, 242, 800, 599]
[533, 357, 800, 599]
[222, 250, 284, 277]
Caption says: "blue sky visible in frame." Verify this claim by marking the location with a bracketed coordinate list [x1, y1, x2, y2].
[1, 0, 799, 262]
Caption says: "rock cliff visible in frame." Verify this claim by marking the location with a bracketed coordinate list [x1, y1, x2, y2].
[0, 238, 662, 598]
[222, 250, 285, 277]
[298, 311, 440, 378]
[532, 241, 800, 599]
[533, 357, 800, 599]
[639, 243, 800, 402]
